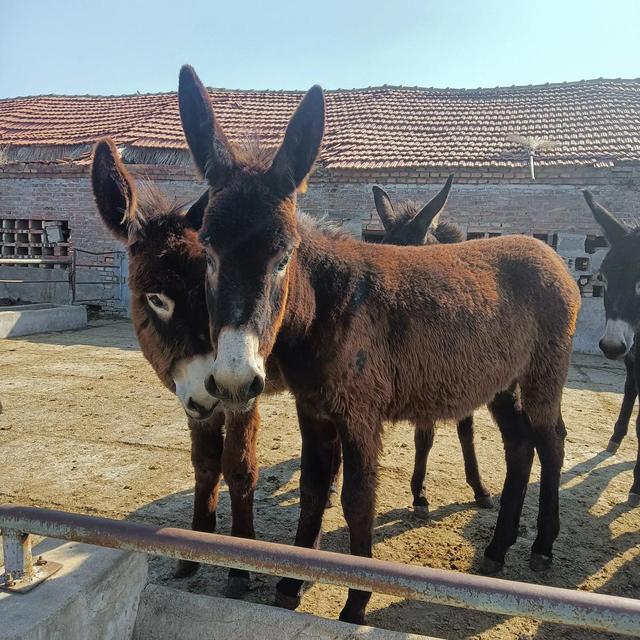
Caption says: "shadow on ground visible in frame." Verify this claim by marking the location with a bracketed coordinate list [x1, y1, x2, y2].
[128, 446, 639, 640]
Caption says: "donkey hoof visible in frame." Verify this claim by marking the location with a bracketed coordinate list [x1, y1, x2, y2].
[173, 559, 200, 579]
[339, 607, 366, 626]
[479, 556, 504, 575]
[530, 553, 553, 572]
[475, 495, 494, 509]
[274, 589, 302, 610]
[412, 505, 430, 520]
[606, 440, 620, 454]
[225, 575, 250, 599]
[628, 492, 640, 507]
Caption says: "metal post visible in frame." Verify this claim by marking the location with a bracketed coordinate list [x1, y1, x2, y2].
[1, 528, 62, 593]
[2, 530, 33, 580]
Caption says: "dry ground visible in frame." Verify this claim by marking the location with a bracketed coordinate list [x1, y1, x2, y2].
[1, 319, 639, 639]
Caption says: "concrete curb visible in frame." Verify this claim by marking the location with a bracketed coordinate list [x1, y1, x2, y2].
[0, 304, 87, 338]
[0, 538, 147, 640]
[133, 583, 440, 640]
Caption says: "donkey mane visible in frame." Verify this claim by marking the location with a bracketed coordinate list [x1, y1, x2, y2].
[395, 200, 465, 244]
[136, 180, 193, 220]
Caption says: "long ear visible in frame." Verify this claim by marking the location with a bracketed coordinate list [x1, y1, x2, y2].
[91, 138, 138, 243]
[408, 174, 454, 241]
[178, 65, 235, 187]
[583, 190, 630, 245]
[183, 190, 209, 230]
[267, 85, 325, 197]
[372, 185, 397, 231]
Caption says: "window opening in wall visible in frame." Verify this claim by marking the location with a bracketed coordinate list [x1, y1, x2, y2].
[0, 218, 70, 269]
[585, 235, 608, 254]
[574, 257, 590, 272]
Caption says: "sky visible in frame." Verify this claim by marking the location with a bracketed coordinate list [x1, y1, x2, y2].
[1, 0, 639, 98]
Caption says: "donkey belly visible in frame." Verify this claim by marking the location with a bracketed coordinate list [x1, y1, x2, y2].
[387, 316, 535, 423]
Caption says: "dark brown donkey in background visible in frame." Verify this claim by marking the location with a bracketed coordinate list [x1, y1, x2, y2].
[583, 190, 640, 506]
[91, 138, 276, 596]
[179, 65, 581, 625]
[372, 179, 492, 514]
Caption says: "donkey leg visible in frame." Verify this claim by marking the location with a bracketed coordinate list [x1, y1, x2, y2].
[457, 414, 493, 508]
[481, 390, 534, 574]
[630, 346, 640, 505]
[630, 412, 640, 506]
[608, 352, 637, 453]
[410, 419, 435, 519]
[175, 415, 225, 578]
[327, 438, 342, 508]
[221, 405, 260, 598]
[338, 425, 382, 626]
[530, 416, 566, 571]
[275, 403, 338, 609]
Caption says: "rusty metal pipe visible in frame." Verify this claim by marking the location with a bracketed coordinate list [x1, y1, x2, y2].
[1, 504, 639, 635]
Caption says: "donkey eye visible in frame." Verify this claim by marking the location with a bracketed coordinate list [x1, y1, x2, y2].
[275, 253, 291, 274]
[145, 293, 175, 320]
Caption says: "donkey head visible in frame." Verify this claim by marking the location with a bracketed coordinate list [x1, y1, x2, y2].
[372, 175, 454, 246]
[178, 65, 324, 411]
[91, 138, 219, 420]
[583, 190, 640, 359]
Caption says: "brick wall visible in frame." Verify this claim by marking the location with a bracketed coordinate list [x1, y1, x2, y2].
[300, 163, 640, 237]
[0, 164, 204, 305]
[1, 160, 639, 321]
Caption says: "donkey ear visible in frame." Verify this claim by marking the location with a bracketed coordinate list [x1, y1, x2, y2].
[91, 138, 138, 243]
[183, 190, 209, 231]
[408, 174, 454, 241]
[267, 85, 325, 197]
[178, 65, 235, 187]
[372, 185, 397, 231]
[583, 190, 630, 245]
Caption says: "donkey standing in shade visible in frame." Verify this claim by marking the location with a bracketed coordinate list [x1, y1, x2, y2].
[583, 190, 640, 506]
[372, 179, 492, 515]
[179, 65, 580, 625]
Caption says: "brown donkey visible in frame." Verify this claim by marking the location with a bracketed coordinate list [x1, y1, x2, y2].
[372, 179, 492, 514]
[179, 65, 580, 624]
[91, 138, 275, 595]
[583, 190, 640, 506]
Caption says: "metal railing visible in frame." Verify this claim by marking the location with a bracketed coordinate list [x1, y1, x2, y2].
[0, 249, 127, 311]
[1, 505, 639, 636]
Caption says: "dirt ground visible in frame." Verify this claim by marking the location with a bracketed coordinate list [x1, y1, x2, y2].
[1, 318, 639, 639]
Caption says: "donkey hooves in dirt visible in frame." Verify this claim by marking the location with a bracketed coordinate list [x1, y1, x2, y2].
[628, 492, 640, 507]
[606, 439, 621, 454]
[412, 505, 430, 520]
[274, 589, 303, 610]
[225, 575, 250, 599]
[173, 559, 200, 579]
[478, 556, 504, 575]
[530, 553, 553, 572]
[339, 608, 366, 626]
[475, 495, 494, 509]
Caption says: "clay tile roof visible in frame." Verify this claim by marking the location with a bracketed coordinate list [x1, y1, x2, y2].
[1, 78, 639, 169]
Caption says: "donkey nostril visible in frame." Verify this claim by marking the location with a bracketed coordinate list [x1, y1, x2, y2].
[187, 397, 204, 416]
[248, 375, 265, 399]
[205, 375, 220, 397]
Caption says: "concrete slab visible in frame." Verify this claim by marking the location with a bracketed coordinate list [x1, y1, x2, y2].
[0, 537, 147, 640]
[133, 583, 439, 640]
[0, 304, 87, 338]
